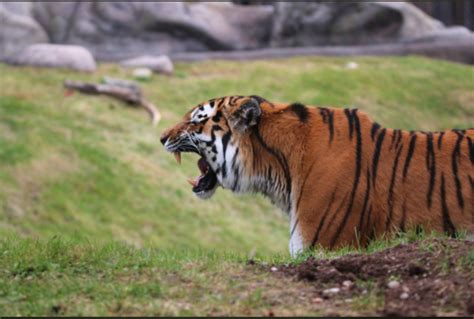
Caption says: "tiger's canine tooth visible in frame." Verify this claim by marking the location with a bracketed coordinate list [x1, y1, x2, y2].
[174, 152, 181, 164]
[187, 178, 197, 187]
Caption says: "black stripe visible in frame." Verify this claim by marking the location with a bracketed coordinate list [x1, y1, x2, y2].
[252, 126, 292, 212]
[221, 131, 232, 179]
[229, 96, 239, 106]
[231, 149, 240, 191]
[440, 174, 457, 237]
[222, 161, 227, 178]
[319, 108, 334, 142]
[385, 144, 404, 231]
[344, 108, 355, 139]
[371, 128, 386, 187]
[390, 130, 401, 150]
[216, 98, 225, 109]
[295, 157, 318, 213]
[328, 110, 334, 142]
[265, 166, 273, 183]
[222, 131, 232, 156]
[426, 133, 436, 208]
[437, 131, 445, 149]
[290, 218, 299, 238]
[212, 111, 222, 122]
[452, 131, 464, 209]
[395, 130, 403, 150]
[467, 136, 474, 165]
[319, 107, 329, 123]
[330, 110, 362, 248]
[231, 166, 240, 191]
[250, 95, 267, 105]
[358, 168, 371, 234]
[311, 190, 346, 248]
[231, 148, 239, 170]
[371, 122, 381, 142]
[207, 128, 217, 146]
[289, 103, 309, 123]
[402, 133, 417, 182]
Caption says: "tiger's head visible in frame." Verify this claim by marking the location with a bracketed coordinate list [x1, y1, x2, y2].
[160, 95, 266, 200]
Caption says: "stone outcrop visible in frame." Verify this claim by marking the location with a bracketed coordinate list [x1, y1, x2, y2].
[0, 2, 48, 61]
[30, 2, 274, 61]
[8, 44, 97, 72]
[0, 1, 472, 64]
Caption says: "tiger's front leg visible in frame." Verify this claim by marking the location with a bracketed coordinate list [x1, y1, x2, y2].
[289, 218, 306, 257]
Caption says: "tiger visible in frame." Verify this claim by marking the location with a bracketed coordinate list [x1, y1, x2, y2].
[160, 95, 474, 257]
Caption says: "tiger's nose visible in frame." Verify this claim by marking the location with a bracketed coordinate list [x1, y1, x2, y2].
[160, 133, 169, 145]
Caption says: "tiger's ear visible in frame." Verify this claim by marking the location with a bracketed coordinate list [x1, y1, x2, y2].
[230, 98, 262, 132]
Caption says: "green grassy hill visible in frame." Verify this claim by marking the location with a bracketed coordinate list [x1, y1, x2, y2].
[0, 56, 473, 315]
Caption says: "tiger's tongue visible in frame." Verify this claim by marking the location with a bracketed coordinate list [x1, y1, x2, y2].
[187, 157, 209, 187]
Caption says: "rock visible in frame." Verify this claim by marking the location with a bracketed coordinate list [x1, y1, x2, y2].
[8, 44, 96, 72]
[3, 1, 472, 64]
[30, 2, 274, 61]
[121, 55, 173, 74]
[376, 2, 443, 40]
[388, 280, 401, 289]
[404, 26, 474, 44]
[345, 62, 359, 70]
[400, 292, 409, 299]
[312, 297, 323, 304]
[322, 287, 340, 297]
[270, 2, 448, 47]
[270, 266, 278, 272]
[133, 68, 152, 81]
[0, 2, 48, 61]
[342, 280, 354, 288]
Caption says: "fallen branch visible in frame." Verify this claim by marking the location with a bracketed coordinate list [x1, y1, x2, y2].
[64, 78, 161, 126]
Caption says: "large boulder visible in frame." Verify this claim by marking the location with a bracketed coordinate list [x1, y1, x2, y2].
[0, 2, 48, 61]
[270, 2, 447, 47]
[8, 44, 97, 72]
[31, 2, 274, 61]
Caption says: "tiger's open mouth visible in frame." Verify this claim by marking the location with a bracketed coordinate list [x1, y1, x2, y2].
[173, 152, 218, 195]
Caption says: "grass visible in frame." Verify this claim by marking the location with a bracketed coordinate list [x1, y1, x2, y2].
[0, 55, 473, 315]
[0, 236, 301, 316]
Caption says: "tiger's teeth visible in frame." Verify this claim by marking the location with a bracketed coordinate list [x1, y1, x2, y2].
[187, 178, 197, 187]
[174, 152, 181, 164]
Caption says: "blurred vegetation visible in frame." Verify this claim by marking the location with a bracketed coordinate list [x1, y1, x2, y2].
[0, 55, 473, 315]
[0, 56, 473, 256]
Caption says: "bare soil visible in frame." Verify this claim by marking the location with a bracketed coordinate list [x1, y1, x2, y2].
[267, 239, 474, 316]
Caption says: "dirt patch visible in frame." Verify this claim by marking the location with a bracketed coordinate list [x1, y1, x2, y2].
[267, 239, 474, 316]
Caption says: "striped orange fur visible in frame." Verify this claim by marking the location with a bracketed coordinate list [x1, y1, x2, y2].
[161, 95, 474, 256]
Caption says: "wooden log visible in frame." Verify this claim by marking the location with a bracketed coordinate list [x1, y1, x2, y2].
[64, 79, 161, 126]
